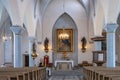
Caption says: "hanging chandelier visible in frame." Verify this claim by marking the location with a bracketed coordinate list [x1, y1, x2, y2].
[58, 29, 69, 39]
[58, 0, 69, 40]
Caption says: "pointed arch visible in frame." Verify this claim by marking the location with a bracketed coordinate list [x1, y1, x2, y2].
[54, 12, 78, 29]
[0, 2, 12, 65]
[0, 2, 12, 29]
[1, 0, 22, 25]
[52, 12, 78, 65]
[43, 0, 87, 37]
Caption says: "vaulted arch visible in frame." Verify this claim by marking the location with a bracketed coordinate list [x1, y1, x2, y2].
[42, 0, 87, 38]
[0, 3, 12, 65]
[52, 12, 78, 65]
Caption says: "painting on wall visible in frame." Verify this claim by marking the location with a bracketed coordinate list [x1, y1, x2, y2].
[56, 29, 73, 52]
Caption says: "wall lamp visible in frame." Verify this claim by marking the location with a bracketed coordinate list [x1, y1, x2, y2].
[81, 37, 87, 53]
[44, 37, 49, 53]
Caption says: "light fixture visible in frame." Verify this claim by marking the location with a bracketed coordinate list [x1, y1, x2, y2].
[31, 51, 38, 60]
[58, 29, 69, 39]
[58, 0, 69, 40]
[31, 42, 38, 59]
[81, 37, 87, 53]
[2, 26, 11, 41]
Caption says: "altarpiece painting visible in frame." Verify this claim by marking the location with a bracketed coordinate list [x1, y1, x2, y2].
[56, 29, 73, 53]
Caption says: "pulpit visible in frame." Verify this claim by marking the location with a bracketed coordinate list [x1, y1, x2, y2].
[93, 51, 106, 66]
[91, 36, 106, 66]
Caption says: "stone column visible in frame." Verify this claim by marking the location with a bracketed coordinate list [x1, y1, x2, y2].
[28, 37, 35, 66]
[106, 23, 118, 67]
[10, 26, 22, 67]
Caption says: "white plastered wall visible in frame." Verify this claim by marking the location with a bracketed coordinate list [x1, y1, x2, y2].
[40, 0, 93, 64]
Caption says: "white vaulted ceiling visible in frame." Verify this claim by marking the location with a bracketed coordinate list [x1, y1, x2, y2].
[0, 0, 119, 37]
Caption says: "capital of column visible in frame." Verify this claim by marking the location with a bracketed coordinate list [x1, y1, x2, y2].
[105, 23, 118, 33]
[10, 25, 22, 35]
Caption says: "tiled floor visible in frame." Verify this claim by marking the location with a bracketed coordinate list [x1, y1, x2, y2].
[48, 67, 86, 80]
[49, 75, 83, 80]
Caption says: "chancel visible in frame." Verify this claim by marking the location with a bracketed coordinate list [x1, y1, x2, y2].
[0, 0, 120, 80]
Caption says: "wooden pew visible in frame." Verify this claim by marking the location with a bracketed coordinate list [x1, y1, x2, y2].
[103, 74, 120, 80]
[83, 66, 120, 80]
[0, 72, 24, 80]
[0, 67, 46, 80]
[110, 76, 120, 80]
[96, 70, 120, 80]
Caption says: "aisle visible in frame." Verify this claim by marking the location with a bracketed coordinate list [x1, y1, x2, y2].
[47, 67, 86, 80]
[49, 75, 84, 80]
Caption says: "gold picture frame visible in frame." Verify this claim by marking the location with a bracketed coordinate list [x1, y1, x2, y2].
[56, 29, 73, 52]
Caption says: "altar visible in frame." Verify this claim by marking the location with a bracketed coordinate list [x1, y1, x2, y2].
[54, 60, 74, 69]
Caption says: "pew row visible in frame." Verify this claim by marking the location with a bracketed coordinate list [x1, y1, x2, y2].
[83, 66, 120, 80]
[0, 67, 46, 80]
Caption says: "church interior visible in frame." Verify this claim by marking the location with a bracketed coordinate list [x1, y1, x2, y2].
[0, 0, 120, 80]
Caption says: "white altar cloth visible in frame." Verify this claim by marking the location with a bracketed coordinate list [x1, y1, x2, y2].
[54, 60, 74, 67]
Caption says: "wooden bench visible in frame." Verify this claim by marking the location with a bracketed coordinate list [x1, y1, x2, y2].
[83, 66, 120, 80]
[0, 67, 46, 80]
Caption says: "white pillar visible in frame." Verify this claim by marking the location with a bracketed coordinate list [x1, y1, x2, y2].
[10, 26, 22, 67]
[28, 37, 35, 66]
[106, 23, 118, 67]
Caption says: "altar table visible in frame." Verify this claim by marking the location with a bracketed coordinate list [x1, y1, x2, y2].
[54, 60, 74, 67]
